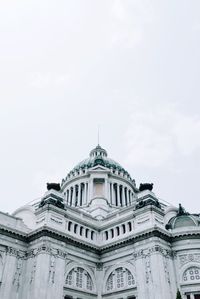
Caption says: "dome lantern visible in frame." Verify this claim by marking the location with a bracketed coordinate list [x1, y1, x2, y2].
[89, 144, 108, 158]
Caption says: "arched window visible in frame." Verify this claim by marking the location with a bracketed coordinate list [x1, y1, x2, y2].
[66, 267, 94, 291]
[111, 229, 114, 238]
[183, 267, 200, 282]
[106, 267, 135, 293]
[91, 231, 94, 240]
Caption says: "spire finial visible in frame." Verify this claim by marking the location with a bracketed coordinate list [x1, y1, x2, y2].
[97, 125, 100, 145]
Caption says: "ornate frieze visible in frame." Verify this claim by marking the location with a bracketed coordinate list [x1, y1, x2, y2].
[133, 245, 175, 260]
[6, 244, 67, 260]
[6, 246, 26, 258]
[179, 253, 200, 267]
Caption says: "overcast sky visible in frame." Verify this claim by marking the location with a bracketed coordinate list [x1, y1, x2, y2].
[0, 0, 200, 214]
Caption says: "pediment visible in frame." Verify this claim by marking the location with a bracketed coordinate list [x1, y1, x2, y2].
[89, 165, 109, 172]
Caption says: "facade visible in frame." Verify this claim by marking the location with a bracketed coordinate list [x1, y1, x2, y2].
[0, 145, 200, 299]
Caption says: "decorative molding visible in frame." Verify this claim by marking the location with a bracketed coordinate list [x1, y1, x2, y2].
[12, 258, 23, 289]
[6, 247, 26, 258]
[144, 254, 152, 284]
[163, 256, 170, 284]
[48, 255, 56, 284]
[133, 245, 175, 260]
[6, 244, 67, 260]
[179, 253, 200, 267]
[96, 262, 103, 271]
[30, 257, 37, 284]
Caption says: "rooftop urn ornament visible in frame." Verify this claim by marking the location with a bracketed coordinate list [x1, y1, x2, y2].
[47, 183, 61, 192]
[177, 203, 189, 216]
[139, 183, 153, 192]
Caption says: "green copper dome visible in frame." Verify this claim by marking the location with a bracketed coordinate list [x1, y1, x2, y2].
[68, 145, 131, 177]
[168, 215, 199, 229]
[166, 205, 200, 230]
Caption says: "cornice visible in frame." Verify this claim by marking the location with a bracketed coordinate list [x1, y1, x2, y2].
[1, 223, 200, 255]
[0, 225, 27, 242]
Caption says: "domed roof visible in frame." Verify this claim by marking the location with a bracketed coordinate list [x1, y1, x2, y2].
[168, 215, 199, 229]
[69, 145, 130, 176]
[166, 204, 200, 230]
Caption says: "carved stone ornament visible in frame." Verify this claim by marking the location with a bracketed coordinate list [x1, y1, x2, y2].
[30, 257, 37, 284]
[6, 247, 26, 258]
[144, 255, 152, 284]
[96, 262, 103, 271]
[6, 244, 67, 261]
[179, 253, 200, 267]
[163, 256, 171, 284]
[12, 258, 23, 289]
[133, 245, 174, 260]
[48, 255, 56, 284]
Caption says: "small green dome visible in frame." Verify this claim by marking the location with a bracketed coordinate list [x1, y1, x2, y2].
[167, 214, 199, 229]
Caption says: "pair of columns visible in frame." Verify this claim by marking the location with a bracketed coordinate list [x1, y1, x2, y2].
[67, 183, 88, 206]
[110, 183, 133, 206]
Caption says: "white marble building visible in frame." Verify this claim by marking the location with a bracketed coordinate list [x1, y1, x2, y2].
[0, 145, 200, 299]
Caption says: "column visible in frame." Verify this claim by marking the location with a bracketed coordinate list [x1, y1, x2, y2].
[68, 188, 70, 206]
[82, 183, 85, 205]
[108, 182, 111, 204]
[72, 186, 76, 206]
[111, 183, 113, 205]
[78, 184, 81, 206]
[122, 186, 126, 206]
[88, 179, 92, 202]
[117, 184, 120, 206]
[113, 184, 116, 205]
[84, 182, 88, 205]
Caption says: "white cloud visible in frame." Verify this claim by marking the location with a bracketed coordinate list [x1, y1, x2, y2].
[110, 0, 154, 48]
[125, 101, 200, 167]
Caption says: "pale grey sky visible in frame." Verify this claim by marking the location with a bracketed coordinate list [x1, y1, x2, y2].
[0, 0, 200, 214]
